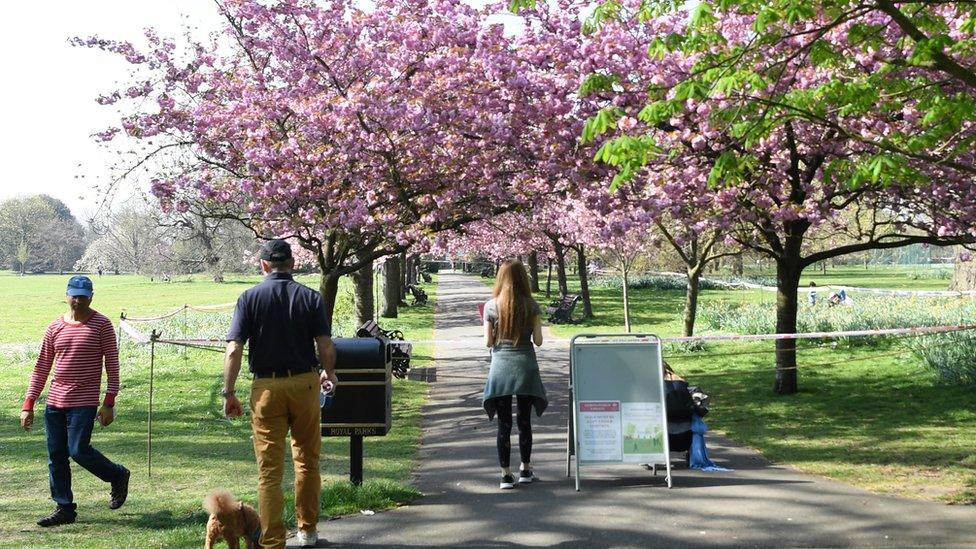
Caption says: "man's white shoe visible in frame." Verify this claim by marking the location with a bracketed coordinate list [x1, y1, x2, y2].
[296, 529, 319, 547]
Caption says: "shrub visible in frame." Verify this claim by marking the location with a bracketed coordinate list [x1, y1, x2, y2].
[907, 268, 952, 280]
[698, 296, 976, 347]
[0, 343, 36, 364]
[721, 275, 777, 287]
[909, 332, 976, 385]
[592, 274, 725, 291]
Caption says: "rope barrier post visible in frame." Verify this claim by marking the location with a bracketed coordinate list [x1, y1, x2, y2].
[117, 312, 125, 344]
[181, 305, 188, 364]
[148, 329, 160, 478]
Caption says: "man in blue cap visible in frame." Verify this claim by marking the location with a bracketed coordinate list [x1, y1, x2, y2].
[223, 239, 337, 548]
[21, 275, 130, 527]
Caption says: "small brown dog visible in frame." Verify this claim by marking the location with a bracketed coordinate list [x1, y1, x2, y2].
[203, 489, 261, 549]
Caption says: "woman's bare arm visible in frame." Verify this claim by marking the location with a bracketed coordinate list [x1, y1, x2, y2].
[532, 315, 543, 346]
[484, 319, 495, 347]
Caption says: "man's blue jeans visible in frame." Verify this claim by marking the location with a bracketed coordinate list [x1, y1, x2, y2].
[45, 406, 125, 510]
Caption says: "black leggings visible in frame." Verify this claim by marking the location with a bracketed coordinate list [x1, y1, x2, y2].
[496, 395, 533, 468]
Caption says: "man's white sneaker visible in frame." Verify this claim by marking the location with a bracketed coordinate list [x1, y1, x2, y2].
[296, 529, 319, 547]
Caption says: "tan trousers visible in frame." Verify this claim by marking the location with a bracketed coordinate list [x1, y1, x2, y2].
[250, 371, 321, 549]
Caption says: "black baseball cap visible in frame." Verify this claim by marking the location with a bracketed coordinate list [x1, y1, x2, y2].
[260, 239, 293, 262]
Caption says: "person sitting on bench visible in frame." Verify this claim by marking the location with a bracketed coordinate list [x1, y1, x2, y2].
[663, 363, 731, 472]
[663, 363, 700, 460]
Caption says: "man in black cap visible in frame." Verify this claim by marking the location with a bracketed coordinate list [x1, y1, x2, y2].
[223, 239, 337, 549]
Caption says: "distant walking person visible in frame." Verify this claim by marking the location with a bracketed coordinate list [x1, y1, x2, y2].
[482, 260, 547, 490]
[223, 239, 337, 549]
[20, 275, 130, 527]
[808, 281, 817, 306]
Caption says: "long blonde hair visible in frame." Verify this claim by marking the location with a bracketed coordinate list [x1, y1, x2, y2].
[492, 260, 535, 345]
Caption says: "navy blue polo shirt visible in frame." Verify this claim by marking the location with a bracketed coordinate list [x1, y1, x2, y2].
[226, 272, 330, 374]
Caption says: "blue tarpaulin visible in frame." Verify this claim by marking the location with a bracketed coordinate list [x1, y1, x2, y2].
[689, 415, 733, 472]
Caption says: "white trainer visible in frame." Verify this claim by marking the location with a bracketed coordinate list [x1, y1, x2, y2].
[517, 469, 535, 484]
[296, 529, 319, 547]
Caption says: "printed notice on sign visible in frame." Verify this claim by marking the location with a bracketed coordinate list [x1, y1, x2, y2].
[578, 401, 622, 462]
[621, 402, 665, 463]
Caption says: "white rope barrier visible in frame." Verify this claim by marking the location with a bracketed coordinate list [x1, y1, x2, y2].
[630, 270, 976, 298]
[185, 302, 236, 312]
[119, 319, 151, 344]
[121, 302, 236, 323]
[119, 315, 976, 348]
[406, 323, 976, 346]
[122, 308, 187, 322]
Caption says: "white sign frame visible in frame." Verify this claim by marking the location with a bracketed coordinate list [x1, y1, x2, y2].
[567, 333, 672, 491]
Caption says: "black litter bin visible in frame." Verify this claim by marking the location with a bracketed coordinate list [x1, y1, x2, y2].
[321, 337, 392, 437]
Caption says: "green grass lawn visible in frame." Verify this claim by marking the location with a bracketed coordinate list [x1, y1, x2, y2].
[495, 266, 976, 504]
[797, 264, 953, 290]
[712, 264, 954, 290]
[0, 272, 437, 548]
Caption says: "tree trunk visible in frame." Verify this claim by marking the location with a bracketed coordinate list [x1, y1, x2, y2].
[351, 258, 375, 327]
[621, 263, 631, 333]
[683, 265, 702, 337]
[545, 261, 552, 298]
[399, 252, 408, 304]
[553, 241, 569, 297]
[732, 253, 743, 277]
[528, 251, 540, 293]
[575, 245, 594, 319]
[380, 258, 400, 318]
[950, 248, 976, 290]
[774, 256, 802, 395]
[318, 272, 341, 335]
[413, 254, 422, 284]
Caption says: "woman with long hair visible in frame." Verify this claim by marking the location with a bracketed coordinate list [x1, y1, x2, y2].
[482, 260, 547, 489]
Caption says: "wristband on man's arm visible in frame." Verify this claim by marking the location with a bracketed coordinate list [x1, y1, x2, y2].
[103, 393, 116, 408]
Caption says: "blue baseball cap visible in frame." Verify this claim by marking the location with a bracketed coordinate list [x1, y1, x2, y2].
[66, 276, 94, 298]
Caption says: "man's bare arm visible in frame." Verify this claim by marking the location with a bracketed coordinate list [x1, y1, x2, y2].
[223, 340, 245, 417]
[315, 335, 337, 389]
[224, 340, 245, 393]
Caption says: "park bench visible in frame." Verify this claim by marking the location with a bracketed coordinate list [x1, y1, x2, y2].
[355, 321, 412, 379]
[385, 329, 412, 379]
[420, 270, 432, 283]
[480, 265, 494, 278]
[547, 294, 580, 324]
[408, 284, 428, 306]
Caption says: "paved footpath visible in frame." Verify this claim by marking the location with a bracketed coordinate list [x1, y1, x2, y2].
[294, 273, 975, 548]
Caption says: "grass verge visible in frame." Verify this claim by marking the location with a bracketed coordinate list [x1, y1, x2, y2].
[0, 272, 436, 548]
[487, 268, 976, 504]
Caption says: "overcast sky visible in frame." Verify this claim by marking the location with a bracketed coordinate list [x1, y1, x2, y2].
[0, 1, 521, 222]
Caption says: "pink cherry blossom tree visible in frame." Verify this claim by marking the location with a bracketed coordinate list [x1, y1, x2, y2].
[78, 0, 579, 327]
[580, 1, 976, 393]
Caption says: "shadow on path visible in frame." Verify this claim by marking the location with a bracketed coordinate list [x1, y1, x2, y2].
[293, 273, 976, 548]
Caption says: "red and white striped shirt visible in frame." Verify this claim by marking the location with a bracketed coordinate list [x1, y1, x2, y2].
[23, 311, 119, 410]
